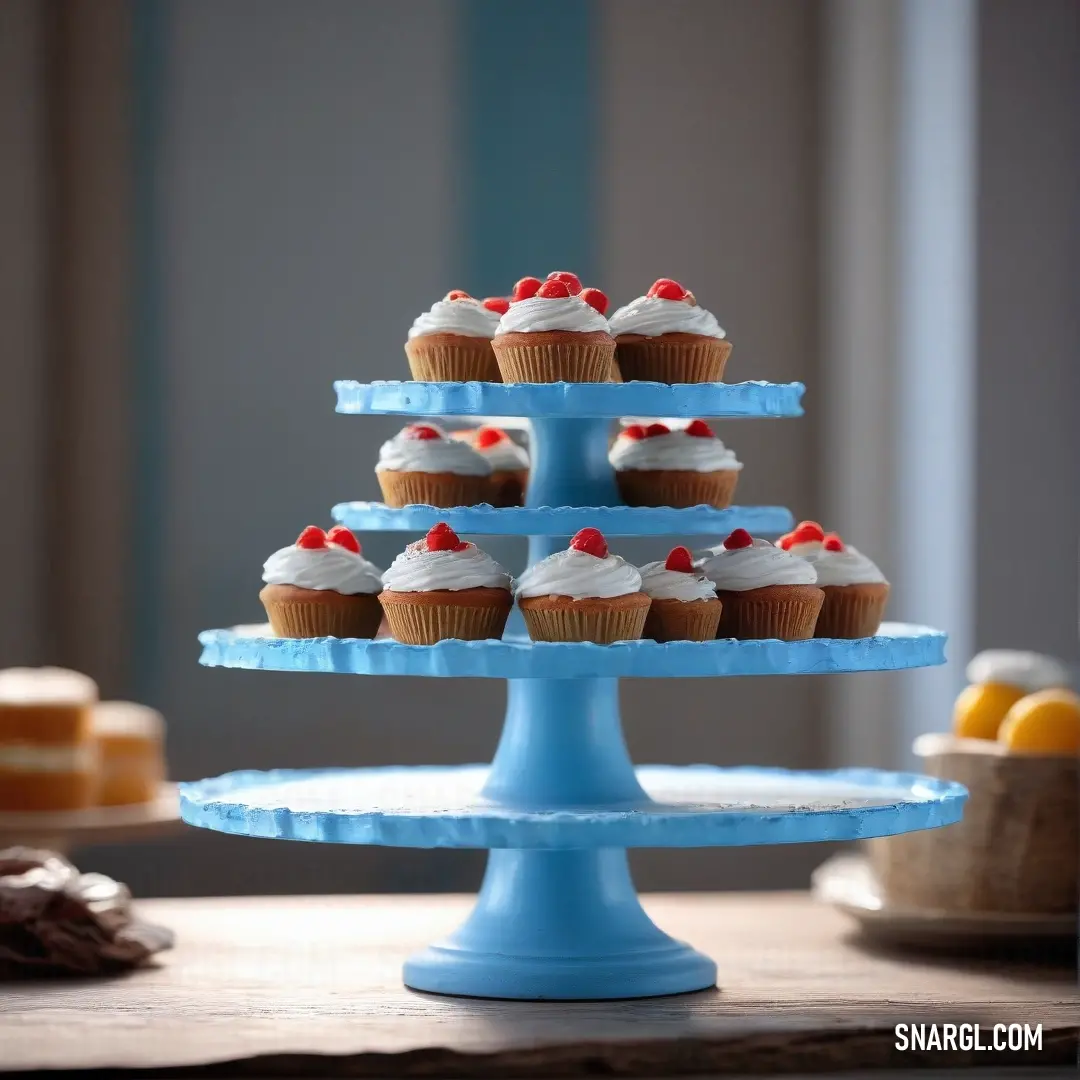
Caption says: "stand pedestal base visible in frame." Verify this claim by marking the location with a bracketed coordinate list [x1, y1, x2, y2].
[403, 849, 716, 1000]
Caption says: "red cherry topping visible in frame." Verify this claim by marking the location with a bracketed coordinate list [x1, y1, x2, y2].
[645, 422, 670, 437]
[546, 271, 582, 295]
[536, 279, 571, 299]
[425, 522, 469, 553]
[482, 296, 510, 315]
[653, 281, 688, 301]
[684, 419, 714, 438]
[326, 525, 361, 554]
[664, 546, 694, 573]
[579, 287, 609, 315]
[473, 426, 505, 449]
[647, 278, 681, 298]
[792, 520, 825, 543]
[406, 424, 442, 440]
[296, 526, 327, 550]
[569, 527, 608, 559]
[622, 423, 647, 440]
[723, 528, 754, 550]
[445, 289, 472, 301]
[776, 531, 795, 551]
[823, 532, 845, 553]
[511, 276, 542, 302]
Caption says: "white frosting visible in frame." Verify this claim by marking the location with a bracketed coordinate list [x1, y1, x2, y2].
[480, 441, 529, 471]
[638, 561, 718, 602]
[966, 650, 1072, 692]
[787, 542, 886, 586]
[696, 538, 818, 591]
[376, 425, 492, 477]
[0, 668, 98, 706]
[383, 542, 512, 593]
[0, 741, 97, 773]
[408, 298, 498, 340]
[515, 549, 642, 600]
[608, 430, 742, 473]
[608, 296, 726, 339]
[92, 701, 165, 739]
[262, 544, 383, 594]
[496, 295, 610, 335]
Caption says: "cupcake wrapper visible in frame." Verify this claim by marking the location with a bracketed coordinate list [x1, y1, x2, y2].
[714, 585, 823, 641]
[488, 469, 529, 507]
[814, 583, 890, 639]
[404, 335, 500, 382]
[608, 357, 623, 382]
[643, 597, 723, 642]
[519, 593, 651, 644]
[615, 335, 732, 384]
[379, 589, 512, 644]
[492, 333, 615, 384]
[377, 470, 488, 509]
[616, 468, 740, 510]
[260, 586, 383, 639]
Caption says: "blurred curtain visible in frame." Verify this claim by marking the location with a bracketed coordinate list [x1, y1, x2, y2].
[0, 0, 136, 698]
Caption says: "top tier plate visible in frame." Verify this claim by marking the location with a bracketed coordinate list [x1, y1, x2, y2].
[335, 380, 805, 419]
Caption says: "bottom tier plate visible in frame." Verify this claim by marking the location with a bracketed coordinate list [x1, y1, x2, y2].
[180, 765, 966, 849]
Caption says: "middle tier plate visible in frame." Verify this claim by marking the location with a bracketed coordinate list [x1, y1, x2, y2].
[332, 502, 794, 537]
[199, 622, 946, 679]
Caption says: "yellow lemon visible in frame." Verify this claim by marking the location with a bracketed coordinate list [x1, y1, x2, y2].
[952, 681, 1027, 740]
[998, 689, 1080, 755]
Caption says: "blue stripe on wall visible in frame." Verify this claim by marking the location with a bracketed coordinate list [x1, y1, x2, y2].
[131, 0, 166, 704]
[458, 0, 598, 296]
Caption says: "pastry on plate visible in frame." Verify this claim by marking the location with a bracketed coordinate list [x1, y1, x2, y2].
[639, 546, 723, 642]
[608, 279, 731, 383]
[0, 667, 98, 812]
[608, 419, 741, 509]
[778, 520, 889, 638]
[260, 525, 384, 638]
[91, 701, 167, 806]
[697, 529, 822, 640]
[380, 523, 513, 644]
[492, 273, 614, 383]
[375, 422, 491, 508]
[405, 291, 502, 382]
[515, 528, 650, 644]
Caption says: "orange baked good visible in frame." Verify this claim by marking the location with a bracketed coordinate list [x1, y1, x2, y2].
[92, 701, 167, 806]
[0, 667, 98, 812]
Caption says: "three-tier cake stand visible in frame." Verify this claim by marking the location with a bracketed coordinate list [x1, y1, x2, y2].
[181, 377, 966, 1001]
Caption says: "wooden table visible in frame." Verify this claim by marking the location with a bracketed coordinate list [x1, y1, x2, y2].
[1, 892, 1076, 1077]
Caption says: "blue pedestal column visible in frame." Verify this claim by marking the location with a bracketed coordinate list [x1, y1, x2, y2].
[403, 680, 717, 999]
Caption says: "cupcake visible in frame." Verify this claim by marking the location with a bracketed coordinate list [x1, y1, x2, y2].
[380, 523, 513, 644]
[777, 520, 889, 638]
[0, 667, 98, 812]
[492, 273, 614, 383]
[375, 422, 491, 508]
[608, 419, 742, 509]
[260, 525, 384, 638]
[639, 546, 723, 642]
[609, 278, 731, 383]
[405, 291, 503, 382]
[454, 426, 530, 507]
[697, 528, 823, 640]
[515, 528, 650, 644]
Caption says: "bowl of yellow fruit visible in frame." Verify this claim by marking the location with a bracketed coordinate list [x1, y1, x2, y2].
[870, 649, 1078, 916]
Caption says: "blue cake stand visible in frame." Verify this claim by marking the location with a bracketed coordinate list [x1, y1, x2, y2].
[182, 379, 963, 1001]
